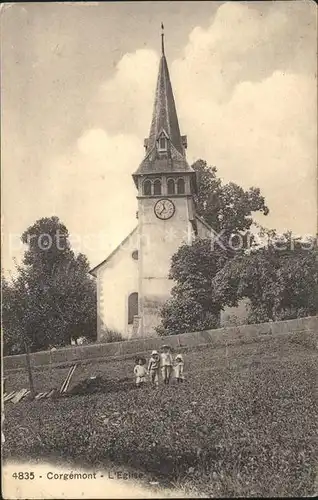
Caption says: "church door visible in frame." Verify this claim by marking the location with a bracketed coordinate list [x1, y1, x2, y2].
[128, 292, 138, 324]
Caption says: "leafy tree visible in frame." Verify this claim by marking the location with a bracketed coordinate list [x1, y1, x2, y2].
[2, 217, 96, 354]
[156, 239, 229, 335]
[193, 159, 269, 239]
[2, 273, 25, 356]
[156, 160, 270, 335]
[156, 239, 237, 337]
[212, 233, 318, 324]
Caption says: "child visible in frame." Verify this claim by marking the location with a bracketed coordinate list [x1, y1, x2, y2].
[134, 358, 147, 388]
[174, 354, 185, 383]
[160, 345, 173, 385]
[148, 350, 160, 387]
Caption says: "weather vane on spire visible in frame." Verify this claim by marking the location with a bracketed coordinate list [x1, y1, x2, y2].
[161, 22, 165, 55]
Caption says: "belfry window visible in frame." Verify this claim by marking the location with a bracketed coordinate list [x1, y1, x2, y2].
[153, 179, 162, 195]
[177, 178, 185, 194]
[143, 179, 152, 195]
[167, 178, 175, 195]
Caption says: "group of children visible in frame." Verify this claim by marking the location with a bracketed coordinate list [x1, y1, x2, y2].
[133, 345, 184, 388]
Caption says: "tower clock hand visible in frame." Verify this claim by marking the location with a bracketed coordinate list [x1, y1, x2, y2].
[157, 201, 167, 215]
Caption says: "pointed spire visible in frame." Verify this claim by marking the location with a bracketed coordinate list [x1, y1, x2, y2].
[146, 26, 184, 156]
[132, 28, 195, 185]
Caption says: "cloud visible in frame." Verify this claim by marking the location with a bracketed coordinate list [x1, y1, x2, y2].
[3, 1, 316, 273]
[170, 2, 317, 235]
[44, 128, 143, 265]
[88, 49, 159, 137]
[82, 0, 316, 246]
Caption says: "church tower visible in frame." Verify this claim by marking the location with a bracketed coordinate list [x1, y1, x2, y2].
[90, 28, 214, 340]
[132, 28, 198, 336]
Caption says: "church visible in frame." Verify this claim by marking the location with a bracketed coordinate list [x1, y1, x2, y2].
[90, 32, 215, 340]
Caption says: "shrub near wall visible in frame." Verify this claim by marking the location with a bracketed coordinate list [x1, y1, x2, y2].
[3, 316, 318, 373]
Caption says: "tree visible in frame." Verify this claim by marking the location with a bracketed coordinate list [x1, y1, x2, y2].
[156, 239, 229, 335]
[2, 274, 25, 356]
[212, 233, 318, 324]
[156, 160, 269, 335]
[193, 159, 269, 239]
[2, 272, 36, 397]
[2, 217, 96, 354]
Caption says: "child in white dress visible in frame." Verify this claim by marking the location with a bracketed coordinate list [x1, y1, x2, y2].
[174, 354, 185, 383]
[134, 358, 147, 388]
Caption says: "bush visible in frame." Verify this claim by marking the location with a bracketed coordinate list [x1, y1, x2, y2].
[156, 296, 220, 336]
[221, 313, 246, 327]
[99, 328, 124, 343]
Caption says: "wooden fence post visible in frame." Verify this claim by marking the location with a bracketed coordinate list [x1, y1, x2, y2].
[23, 340, 35, 400]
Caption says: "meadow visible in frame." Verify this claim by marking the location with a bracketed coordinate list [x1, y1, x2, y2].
[3, 334, 318, 497]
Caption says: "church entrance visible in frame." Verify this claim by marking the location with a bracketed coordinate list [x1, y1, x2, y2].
[128, 292, 138, 324]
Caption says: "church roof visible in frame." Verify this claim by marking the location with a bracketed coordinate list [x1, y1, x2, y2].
[195, 213, 213, 232]
[147, 52, 184, 155]
[132, 28, 194, 185]
[89, 226, 138, 277]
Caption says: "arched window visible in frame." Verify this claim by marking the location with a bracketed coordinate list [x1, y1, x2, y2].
[128, 292, 138, 324]
[167, 178, 175, 195]
[177, 178, 185, 194]
[153, 179, 162, 195]
[158, 137, 167, 151]
[143, 179, 152, 196]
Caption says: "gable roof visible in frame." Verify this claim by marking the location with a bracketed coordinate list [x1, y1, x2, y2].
[195, 214, 214, 233]
[89, 226, 138, 277]
[89, 217, 214, 278]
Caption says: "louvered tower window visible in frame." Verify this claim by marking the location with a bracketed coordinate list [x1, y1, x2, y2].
[177, 178, 185, 194]
[167, 178, 175, 195]
[143, 179, 152, 195]
[153, 179, 162, 195]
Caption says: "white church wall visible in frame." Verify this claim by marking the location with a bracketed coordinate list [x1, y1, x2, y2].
[97, 230, 139, 340]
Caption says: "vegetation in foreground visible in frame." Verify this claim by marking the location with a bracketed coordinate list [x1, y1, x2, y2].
[3, 336, 317, 498]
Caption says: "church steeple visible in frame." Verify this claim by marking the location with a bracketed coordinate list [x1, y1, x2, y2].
[146, 23, 185, 156]
[132, 26, 195, 187]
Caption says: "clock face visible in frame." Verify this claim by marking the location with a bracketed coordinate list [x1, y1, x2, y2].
[154, 199, 175, 220]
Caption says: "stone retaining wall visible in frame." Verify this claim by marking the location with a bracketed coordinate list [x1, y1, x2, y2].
[3, 316, 317, 373]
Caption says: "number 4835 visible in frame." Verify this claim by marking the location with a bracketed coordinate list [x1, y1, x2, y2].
[12, 472, 35, 480]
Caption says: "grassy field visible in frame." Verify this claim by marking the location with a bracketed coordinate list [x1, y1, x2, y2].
[3, 335, 318, 497]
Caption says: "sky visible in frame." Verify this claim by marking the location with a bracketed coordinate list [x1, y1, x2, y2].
[1, 1, 317, 275]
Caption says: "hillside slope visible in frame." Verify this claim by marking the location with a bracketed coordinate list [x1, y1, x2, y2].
[3, 335, 318, 497]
